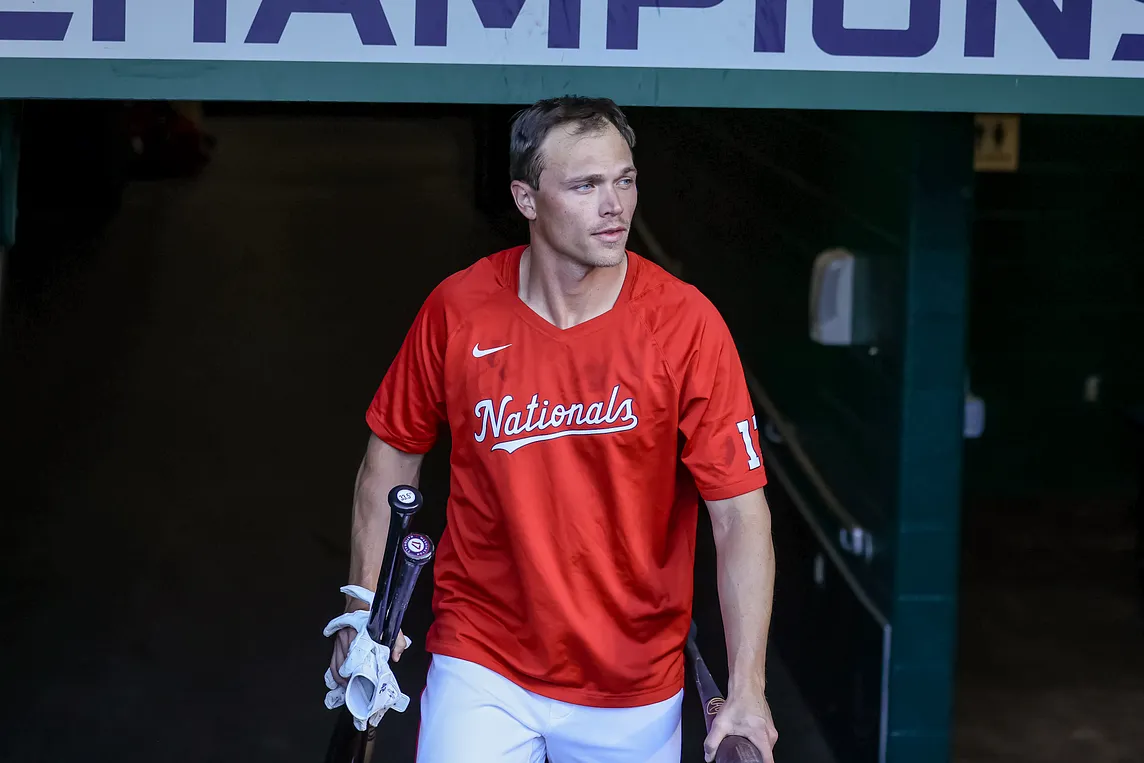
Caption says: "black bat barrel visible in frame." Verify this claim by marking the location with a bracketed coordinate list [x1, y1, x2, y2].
[367, 486, 423, 642]
[324, 491, 428, 763]
[381, 533, 435, 650]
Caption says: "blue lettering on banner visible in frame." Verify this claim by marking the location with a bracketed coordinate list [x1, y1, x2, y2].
[0, 11, 72, 41]
[93, 0, 126, 41]
[813, 0, 940, 58]
[1, 0, 1143, 71]
[246, 0, 395, 45]
[1114, 33, 1144, 62]
[754, 0, 787, 53]
[0, 0, 125, 43]
[195, 0, 227, 43]
[964, 0, 1091, 59]
[415, 0, 581, 49]
[606, 0, 723, 51]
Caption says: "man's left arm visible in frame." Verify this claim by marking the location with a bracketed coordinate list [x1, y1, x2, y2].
[668, 295, 779, 759]
[702, 486, 779, 761]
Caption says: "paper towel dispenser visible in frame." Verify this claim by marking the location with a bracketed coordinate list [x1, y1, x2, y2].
[809, 247, 874, 346]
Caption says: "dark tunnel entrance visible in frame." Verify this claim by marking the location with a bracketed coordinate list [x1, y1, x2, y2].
[0, 100, 839, 763]
[3, 100, 1143, 763]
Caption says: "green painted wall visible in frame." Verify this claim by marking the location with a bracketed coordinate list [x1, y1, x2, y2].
[0, 101, 18, 248]
[966, 115, 1144, 499]
[625, 108, 972, 763]
[7, 59, 1144, 116]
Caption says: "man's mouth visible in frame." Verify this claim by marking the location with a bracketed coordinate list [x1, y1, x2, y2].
[593, 226, 627, 238]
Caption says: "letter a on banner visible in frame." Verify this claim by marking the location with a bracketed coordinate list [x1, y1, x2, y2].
[246, 0, 396, 45]
[415, 0, 581, 49]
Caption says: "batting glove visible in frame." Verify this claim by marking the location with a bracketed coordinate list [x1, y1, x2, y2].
[322, 584, 412, 730]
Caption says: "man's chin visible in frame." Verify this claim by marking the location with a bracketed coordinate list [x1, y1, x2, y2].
[550, 237, 628, 269]
[587, 251, 626, 269]
[587, 238, 628, 265]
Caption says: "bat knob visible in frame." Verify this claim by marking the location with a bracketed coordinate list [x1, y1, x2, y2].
[388, 485, 423, 517]
[401, 533, 435, 565]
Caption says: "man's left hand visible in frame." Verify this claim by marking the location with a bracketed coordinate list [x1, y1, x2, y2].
[702, 692, 778, 763]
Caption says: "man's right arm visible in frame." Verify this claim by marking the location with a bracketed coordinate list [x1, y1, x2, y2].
[347, 433, 426, 607]
[330, 433, 426, 682]
[337, 279, 447, 678]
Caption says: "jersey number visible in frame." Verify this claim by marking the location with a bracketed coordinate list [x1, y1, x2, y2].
[736, 416, 762, 471]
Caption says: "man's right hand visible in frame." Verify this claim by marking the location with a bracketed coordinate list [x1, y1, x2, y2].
[328, 625, 409, 687]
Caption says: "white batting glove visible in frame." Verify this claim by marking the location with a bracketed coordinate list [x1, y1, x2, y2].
[323, 585, 412, 730]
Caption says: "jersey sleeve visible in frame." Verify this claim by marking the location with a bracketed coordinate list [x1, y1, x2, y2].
[674, 298, 768, 501]
[365, 284, 449, 454]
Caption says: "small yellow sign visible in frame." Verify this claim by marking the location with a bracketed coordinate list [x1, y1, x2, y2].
[974, 114, 1020, 172]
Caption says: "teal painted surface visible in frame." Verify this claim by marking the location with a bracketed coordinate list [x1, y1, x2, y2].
[966, 115, 1144, 499]
[4, 58, 1144, 114]
[624, 107, 971, 762]
[0, 101, 18, 247]
[888, 114, 973, 763]
[884, 732, 950, 763]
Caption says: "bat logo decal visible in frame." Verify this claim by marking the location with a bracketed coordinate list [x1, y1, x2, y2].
[403, 535, 431, 558]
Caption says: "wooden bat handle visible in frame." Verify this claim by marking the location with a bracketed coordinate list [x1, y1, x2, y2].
[688, 620, 768, 763]
[715, 734, 766, 763]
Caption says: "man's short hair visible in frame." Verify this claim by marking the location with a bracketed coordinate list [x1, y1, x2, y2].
[508, 96, 636, 190]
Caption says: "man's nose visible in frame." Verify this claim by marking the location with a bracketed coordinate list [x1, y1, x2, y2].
[600, 186, 623, 216]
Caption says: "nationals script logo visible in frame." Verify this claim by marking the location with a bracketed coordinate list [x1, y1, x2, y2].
[473, 385, 638, 454]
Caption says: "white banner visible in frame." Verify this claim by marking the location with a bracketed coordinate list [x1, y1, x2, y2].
[0, 0, 1143, 78]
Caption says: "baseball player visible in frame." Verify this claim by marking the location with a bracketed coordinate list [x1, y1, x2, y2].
[327, 96, 779, 763]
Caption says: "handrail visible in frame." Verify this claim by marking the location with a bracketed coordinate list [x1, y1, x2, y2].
[631, 211, 875, 562]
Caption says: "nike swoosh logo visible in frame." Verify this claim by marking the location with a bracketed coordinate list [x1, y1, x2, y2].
[472, 343, 512, 358]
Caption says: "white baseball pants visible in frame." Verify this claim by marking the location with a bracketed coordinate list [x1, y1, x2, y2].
[414, 654, 684, 763]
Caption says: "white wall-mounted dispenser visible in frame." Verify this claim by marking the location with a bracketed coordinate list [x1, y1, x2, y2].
[810, 247, 873, 346]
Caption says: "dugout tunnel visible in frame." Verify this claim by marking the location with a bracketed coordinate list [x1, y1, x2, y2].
[3, 3, 1144, 763]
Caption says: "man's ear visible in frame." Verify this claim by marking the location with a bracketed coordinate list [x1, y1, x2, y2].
[510, 180, 538, 221]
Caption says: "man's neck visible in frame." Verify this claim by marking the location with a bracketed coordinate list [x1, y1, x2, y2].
[518, 242, 628, 330]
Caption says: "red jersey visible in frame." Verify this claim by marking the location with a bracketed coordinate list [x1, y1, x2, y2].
[366, 245, 767, 708]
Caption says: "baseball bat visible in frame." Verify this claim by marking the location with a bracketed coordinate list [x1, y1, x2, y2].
[371, 486, 423, 640]
[686, 620, 766, 763]
[380, 533, 435, 649]
[355, 533, 436, 763]
[322, 485, 424, 763]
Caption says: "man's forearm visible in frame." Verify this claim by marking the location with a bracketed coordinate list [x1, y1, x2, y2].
[346, 434, 425, 611]
[708, 488, 776, 700]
